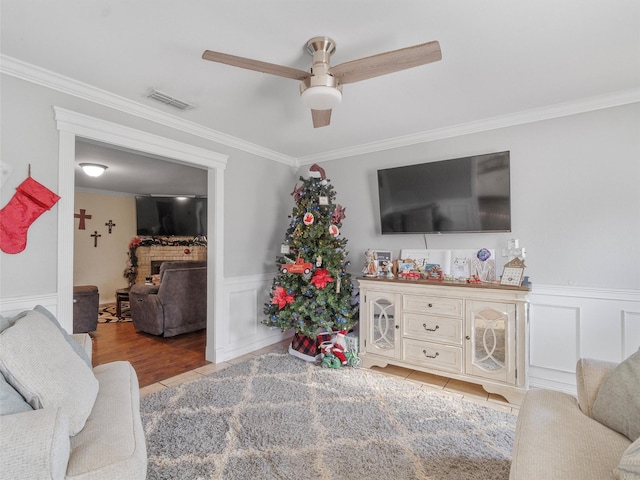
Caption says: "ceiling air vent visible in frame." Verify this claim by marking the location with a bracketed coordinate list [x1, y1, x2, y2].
[146, 89, 195, 111]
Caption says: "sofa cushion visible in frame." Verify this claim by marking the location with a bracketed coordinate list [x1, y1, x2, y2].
[593, 350, 640, 442]
[34, 305, 92, 367]
[510, 388, 631, 480]
[67, 361, 147, 479]
[0, 310, 99, 436]
[1, 307, 92, 367]
[615, 436, 640, 479]
[0, 406, 70, 480]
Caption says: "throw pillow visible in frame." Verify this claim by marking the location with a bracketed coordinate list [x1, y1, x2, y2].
[0, 310, 99, 436]
[0, 372, 33, 415]
[0, 310, 28, 333]
[593, 350, 640, 441]
[33, 305, 92, 367]
[615, 436, 640, 480]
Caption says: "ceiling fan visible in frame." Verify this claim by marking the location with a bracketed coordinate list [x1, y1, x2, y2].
[202, 37, 442, 128]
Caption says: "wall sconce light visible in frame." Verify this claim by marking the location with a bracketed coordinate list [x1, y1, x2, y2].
[79, 163, 108, 177]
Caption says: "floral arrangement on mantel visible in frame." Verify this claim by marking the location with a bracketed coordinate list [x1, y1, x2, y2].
[123, 235, 207, 285]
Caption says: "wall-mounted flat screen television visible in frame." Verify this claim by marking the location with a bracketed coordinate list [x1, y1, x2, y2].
[377, 151, 511, 234]
[135, 196, 207, 236]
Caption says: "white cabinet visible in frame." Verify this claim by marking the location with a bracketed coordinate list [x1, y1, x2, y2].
[361, 290, 401, 360]
[358, 278, 530, 404]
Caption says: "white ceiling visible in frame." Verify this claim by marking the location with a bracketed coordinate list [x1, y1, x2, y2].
[2, 1, 639, 193]
[74, 140, 208, 196]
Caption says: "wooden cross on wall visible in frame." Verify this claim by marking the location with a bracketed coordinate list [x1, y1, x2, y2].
[105, 219, 116, 234]
[74, 209, 92, 230]
[91, 231, 101, 248]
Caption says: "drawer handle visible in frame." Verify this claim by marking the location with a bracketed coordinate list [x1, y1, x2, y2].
[422, 350, 439, 359]
[423, 323, 440, 332]
[428, 303, 433, 308]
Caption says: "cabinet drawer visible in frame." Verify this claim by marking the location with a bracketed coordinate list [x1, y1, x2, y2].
[402, 313, 462, 344]
[403, 295, 463, 317]
[403, 339, 462, 373]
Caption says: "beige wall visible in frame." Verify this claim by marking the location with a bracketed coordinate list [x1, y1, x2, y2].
[73, 191, 136, 303]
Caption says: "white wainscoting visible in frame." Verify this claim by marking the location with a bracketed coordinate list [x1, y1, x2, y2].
[528, 284, 640, 394]
[0, 294, 61, 321]
[221, 273, 291, 362]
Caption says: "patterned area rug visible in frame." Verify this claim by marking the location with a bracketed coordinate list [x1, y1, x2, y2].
[141, 351, 516, 480]
[98, 304, 131, 323]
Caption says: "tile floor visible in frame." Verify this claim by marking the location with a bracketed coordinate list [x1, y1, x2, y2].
[139, 340, 520, 415]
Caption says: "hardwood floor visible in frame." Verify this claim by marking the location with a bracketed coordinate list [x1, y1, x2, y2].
[90, 321, 208, 387]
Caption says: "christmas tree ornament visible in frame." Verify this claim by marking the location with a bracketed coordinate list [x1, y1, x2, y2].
[0, 176, 61, 254]
[303, 212, 314, 225]
[310, 269, 334, 289]
[271, 286, 295, 309]
[332, 204, 346, 224]
[329, 225, 339, 237]
[309, 163, 326, 180]
[291, 183, 303, 202]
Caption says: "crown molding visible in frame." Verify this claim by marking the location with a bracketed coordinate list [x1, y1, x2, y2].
[297, 87, 640, 165]
[2, 54, 638, 168]
[0, 54, 296, 167]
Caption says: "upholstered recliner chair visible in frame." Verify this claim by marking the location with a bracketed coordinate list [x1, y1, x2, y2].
[130, 261, 207, 337]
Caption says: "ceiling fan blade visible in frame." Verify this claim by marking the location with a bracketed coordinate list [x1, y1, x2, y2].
[331, 40, 442, 85]
[311, 109, 331, 128]
[202, 50, 310, 81]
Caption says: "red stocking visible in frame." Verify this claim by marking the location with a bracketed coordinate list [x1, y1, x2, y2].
[0, 177, 61, 254]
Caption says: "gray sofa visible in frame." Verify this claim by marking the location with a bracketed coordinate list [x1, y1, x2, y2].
[510, 356, 639, 480]
[130, 260, 207, 337]
[0, 306, 147, 479]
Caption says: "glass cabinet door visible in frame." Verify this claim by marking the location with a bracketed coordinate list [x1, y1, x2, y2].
[466, 301, 516, 384]
[365, 292, 400, 359]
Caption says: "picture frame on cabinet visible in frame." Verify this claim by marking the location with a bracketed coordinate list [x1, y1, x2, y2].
[374, 250, 393, 277]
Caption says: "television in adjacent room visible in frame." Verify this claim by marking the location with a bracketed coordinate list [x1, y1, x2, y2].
[377, 151, 511, 234]
[135, 196, 207, 236]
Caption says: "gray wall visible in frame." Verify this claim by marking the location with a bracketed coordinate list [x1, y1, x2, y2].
[0, 74, 293, 299]
[305, 103, 640, 291]
[1, 71, 638, 300]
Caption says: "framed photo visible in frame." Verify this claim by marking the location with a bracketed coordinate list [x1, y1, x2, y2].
[424, 264, 444, 281]
[374, 250, 393, 277]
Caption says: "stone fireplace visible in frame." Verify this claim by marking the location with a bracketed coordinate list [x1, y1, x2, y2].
[134, 245, 207, 284]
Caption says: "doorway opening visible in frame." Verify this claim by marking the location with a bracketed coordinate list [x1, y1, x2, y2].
[55, 107, 227, 363]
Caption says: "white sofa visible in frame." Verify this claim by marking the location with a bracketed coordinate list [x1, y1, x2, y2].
[0, 306, 147, 479]
[510, 356, 640, 480]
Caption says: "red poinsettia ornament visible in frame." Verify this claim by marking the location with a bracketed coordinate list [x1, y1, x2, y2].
[271, 286, 295, 309]
[310, 269, 334, 289]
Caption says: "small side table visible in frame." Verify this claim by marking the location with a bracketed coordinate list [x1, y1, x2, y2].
[115, 287, 131, 319]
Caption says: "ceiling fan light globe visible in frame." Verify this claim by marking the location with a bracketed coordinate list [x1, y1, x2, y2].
[300, 86, 342, 110]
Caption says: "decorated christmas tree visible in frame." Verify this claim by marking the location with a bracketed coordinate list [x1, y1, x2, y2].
[263, 164, 358, 356]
